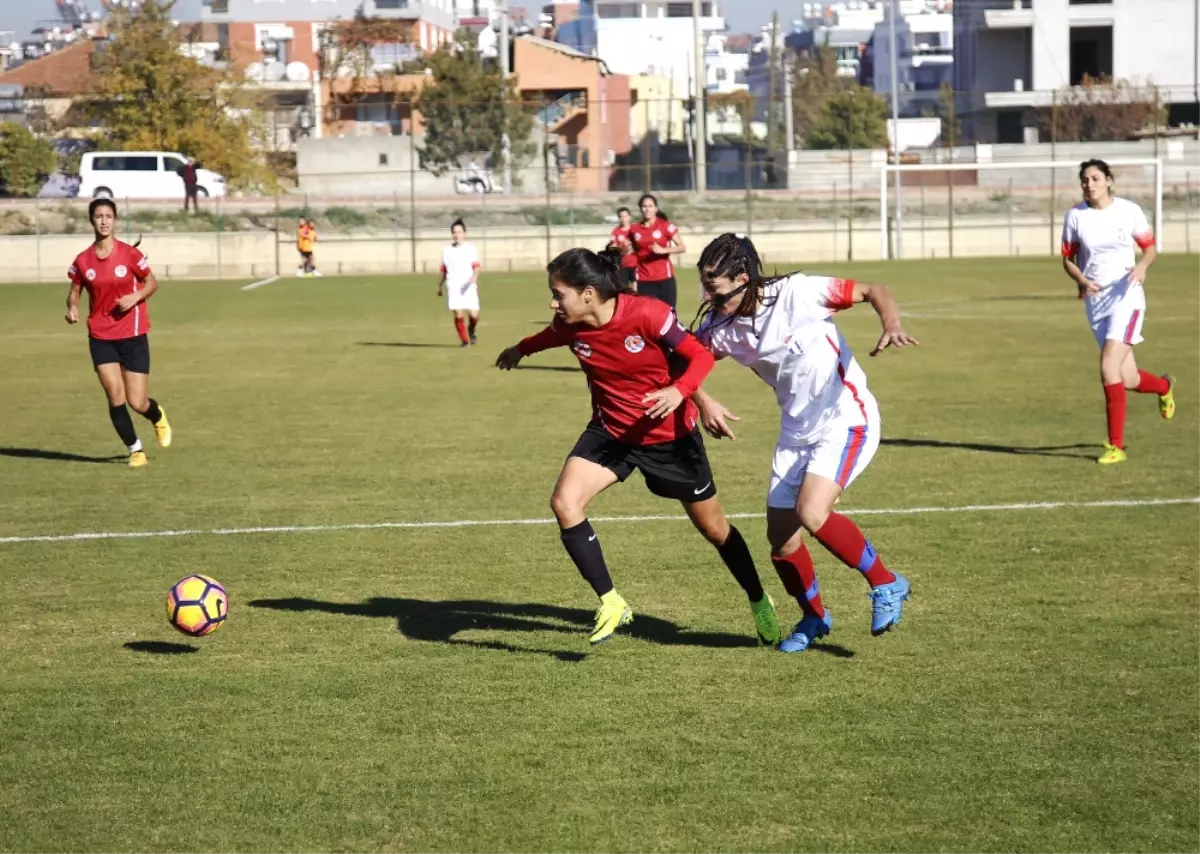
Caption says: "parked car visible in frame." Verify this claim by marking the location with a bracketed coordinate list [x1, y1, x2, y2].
[78, 151, 227, 200]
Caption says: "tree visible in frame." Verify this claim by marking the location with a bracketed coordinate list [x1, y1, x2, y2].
[407, 33, 535, 177]
[790, 46, 851, 147]
[1036, 76, 1166, 142]
[935, 81, 961, 147]
[708, 90, 757, 141]
[85, 0, 265, 190]
[0, 123, 57, 197]
[318, 15, 416, 131]
[806, 86, 889, 150]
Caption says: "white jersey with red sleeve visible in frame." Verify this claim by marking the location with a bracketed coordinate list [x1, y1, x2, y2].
[698, 273, 878, 446]
[1062, 197, 1154, 328]
[440, 242, 480, 311]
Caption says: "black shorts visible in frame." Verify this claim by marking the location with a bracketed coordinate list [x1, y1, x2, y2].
[299, 250, 313, 261]
[569, 422, 716, 503]
[89, 335, 150, 374]
[637, 277, 677, 311]
[624, 268, 637, 286]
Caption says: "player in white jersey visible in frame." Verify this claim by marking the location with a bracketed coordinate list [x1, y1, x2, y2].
[691, 233, 917, 652]
[1061, 159, 1175, 465]
[437, 218, 481, 347]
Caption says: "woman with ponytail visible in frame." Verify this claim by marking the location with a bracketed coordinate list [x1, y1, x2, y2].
[628, 193, 686, 309]
[495, 246, 782, 648]
[691, 233, 918, 652]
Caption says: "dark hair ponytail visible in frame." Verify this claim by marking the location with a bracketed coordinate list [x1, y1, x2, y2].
[547, 246, 634, 300]
[637, 192, 669, 222]
[451, 217, 467, 231]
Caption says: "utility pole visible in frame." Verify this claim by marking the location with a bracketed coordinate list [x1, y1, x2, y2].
[499, 0, 510, 76]
[889, 0, 903, 258]
[692, 0, 707, 192]
[767, 11, 778, 149]
[783, 54, 794, 153]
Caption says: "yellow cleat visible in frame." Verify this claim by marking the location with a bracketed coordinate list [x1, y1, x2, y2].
[589, 592, 633, 644]
[1159, 375, 1175, 421]
[1097, 442, 1127, 465]
[750, 594, 782, 646]
[129, 450, 148, 467]
[153, 407, 172, 448]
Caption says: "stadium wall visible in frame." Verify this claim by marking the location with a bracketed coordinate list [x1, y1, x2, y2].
[3, 215, 1195, 282]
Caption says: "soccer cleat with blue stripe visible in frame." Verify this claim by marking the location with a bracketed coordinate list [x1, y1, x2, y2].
[868, 573, 910, 636]
[778, 611, 832, 653]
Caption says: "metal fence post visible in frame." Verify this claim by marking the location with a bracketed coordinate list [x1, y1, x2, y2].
[832, 180, 839, 262]
[393, 189, 400, 274]
[273, 186, 281, 277]
[919, 182, 925, 259]
[1187, 171, 1193, 255]
[216, 195, 223, 280]
[1007, 176, 1014, 257]
[34, 195, 42, 283]
[409, 136, 417, 274]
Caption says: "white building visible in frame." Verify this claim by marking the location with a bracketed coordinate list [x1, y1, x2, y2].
[706, 33, 749, 94]
[954, 0, 1200, 142]
[871, 4, 954, 112]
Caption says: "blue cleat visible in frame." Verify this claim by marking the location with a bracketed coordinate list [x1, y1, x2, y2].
[778, 611, 832, 653]
[868, 574, 910, 636]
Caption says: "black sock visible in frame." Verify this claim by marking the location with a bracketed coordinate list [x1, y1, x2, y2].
[716, 525, 765, 602]
[560, 519, 614, 597]
[468, 316, 478, 335]
[108, 404, 139, 448]
[138, 398, 162, 424]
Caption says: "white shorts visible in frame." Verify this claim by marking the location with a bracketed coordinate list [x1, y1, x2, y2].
[767, 415, 881, 509]
[1088, 280, 1145, 348]
[447, 282, 480, 312]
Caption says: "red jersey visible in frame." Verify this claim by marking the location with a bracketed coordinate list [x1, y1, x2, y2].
[68, 241, 153, 340]
[610, 224, 637, 270]
[517, 294, 714, 446]
[629, 218, 680, 282]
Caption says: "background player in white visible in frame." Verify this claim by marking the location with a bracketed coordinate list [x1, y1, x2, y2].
[436, 218, 481, 347]
[1061, 159, 1175, 465]
[690, 234, 917, 652]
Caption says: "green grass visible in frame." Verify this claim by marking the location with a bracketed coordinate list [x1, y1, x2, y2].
[0, 257, 1197, 853]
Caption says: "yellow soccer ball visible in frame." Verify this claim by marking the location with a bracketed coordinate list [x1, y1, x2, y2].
[166, 574, 228, 637]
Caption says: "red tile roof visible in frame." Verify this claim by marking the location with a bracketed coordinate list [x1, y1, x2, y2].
[0, 41, 96, 95]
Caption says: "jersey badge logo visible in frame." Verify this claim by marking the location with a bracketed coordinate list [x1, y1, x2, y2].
[572, 340, 592, 359]
[115, 265, 128, 278]
[651, 230, 662, 240]
[624, 335, 645, 354]
[85, 269, 96, 281]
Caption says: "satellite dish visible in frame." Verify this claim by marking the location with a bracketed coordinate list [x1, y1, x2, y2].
[244, 61, 264, 80]
[263, 61, 286, 82]
[285, 61, 310, 82]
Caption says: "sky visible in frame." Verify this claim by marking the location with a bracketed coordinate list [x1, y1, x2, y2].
[0, 0, 778, 41]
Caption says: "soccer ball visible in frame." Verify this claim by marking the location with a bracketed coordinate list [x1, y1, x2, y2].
[166, 574, 228, 637]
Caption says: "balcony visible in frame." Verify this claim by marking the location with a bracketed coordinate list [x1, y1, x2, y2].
[202, 0, 230, 14]
[984, 0, 1034, 29]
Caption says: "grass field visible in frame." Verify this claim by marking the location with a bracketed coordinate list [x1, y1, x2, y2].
[1, 256, 1197, 853]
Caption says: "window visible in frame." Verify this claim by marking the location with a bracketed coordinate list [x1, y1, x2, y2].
[207, 0, 229, 12]
[163, 156, 186, 172]
[597, 3, 638, 17]
[1069, 25, 1112, 84]
[667, 2, 711, 16]
[371, 42, 420, 66]
[375, 0, 408, 8]
[379, 153, 389, 166]
[92, 155, 158, 172]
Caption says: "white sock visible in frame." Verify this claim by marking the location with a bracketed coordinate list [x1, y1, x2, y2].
[129, 439, 143, 453]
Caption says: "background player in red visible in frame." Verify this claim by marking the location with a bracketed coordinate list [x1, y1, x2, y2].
[495, 247, 781, 647]
[66, 199, 172, 467]
[628, 193, 686, 310]
[609, 206, 638, 290]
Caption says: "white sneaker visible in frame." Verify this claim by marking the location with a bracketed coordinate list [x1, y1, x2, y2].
[312, 270, 323, 277]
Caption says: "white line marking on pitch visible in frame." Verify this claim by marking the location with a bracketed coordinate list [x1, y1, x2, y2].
[241, 276, 280, 291]
[0, 496, 1195, 546]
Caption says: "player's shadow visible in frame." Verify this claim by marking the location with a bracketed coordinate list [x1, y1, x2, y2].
[0, 446, 126, 464]
[356, 341, 462, 349]
[881, 438, 1095, 459]
[516, 365, 581, 373]
[123, 640, 198, 655]
[248, 596, 777, 662]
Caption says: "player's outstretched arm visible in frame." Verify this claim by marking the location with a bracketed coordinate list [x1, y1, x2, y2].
[495, 345, 523, 370]
[851, 282, 919, 357]
[498, 321, 574, 370]
[691, 388, 740, 441]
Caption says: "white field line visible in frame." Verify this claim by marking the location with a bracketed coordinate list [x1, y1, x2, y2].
[0, 496, 1195, 546]
[240, 275, 281, 291]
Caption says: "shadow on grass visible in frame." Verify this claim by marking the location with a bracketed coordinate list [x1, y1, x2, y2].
[0, 447, 126, 464]
[516, 365, 581, 374]
[123, 640, 199, 655]
[356, 341, 462, 349]
[882, 438, 1095, 460]
[248, 596, 783, 662]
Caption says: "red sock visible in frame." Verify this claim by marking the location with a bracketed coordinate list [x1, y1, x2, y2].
[813, 512, 896, 589]
[468, 316, 478, 336]
[771, 545, 825, 619]
[1134, 371, 1169, 395]
[453, 316, 468, 344]
[1104, 382, 1126, 448]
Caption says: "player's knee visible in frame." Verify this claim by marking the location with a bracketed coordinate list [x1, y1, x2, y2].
[127, 396, 148, 414]
[796, 503, 830, 534]
[694, 513, 729, 546]
[549, 490, 584, 526]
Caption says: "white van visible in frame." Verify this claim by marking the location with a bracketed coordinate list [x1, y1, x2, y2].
[79, 151, 227, 200]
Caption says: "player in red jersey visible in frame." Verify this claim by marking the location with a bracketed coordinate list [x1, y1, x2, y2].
[496, 247, 782, 647]
[608, 206, 638, 289]
[66, 199, 172, 467]
[628, 193, 687, 310]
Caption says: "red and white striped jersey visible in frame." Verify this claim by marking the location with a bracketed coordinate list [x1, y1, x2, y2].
[697, 273, 878, 445]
